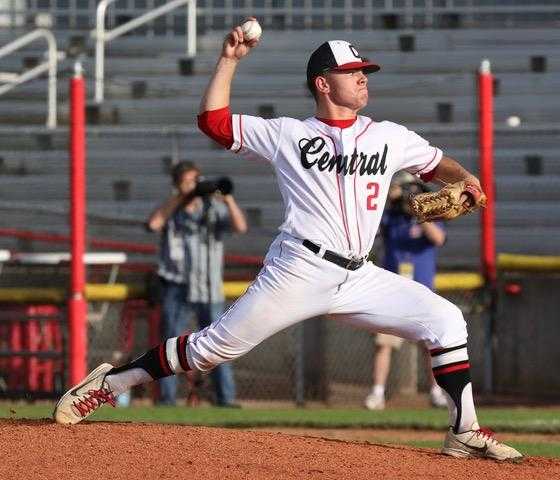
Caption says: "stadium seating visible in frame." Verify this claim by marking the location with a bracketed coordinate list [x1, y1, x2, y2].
[1, 27, 559, 266]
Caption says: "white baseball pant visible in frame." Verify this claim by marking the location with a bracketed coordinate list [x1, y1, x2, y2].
[186, 232, 467, 372]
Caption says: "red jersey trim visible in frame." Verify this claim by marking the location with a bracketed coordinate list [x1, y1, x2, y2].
[197, 106, 234, 149]
[318, 129, 352, 251]
[412, 147, 438, 175]
[406, 147, 441, 183]
[234, 114, 244, 153]
[316, 117, 357, 129]
[353, 119, 375, 254]
[355, 119, 374, 142]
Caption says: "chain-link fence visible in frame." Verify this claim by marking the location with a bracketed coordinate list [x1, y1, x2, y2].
[306, 287, 487, 406]
[84, 284, 303, 404]
[83, 275, 488, 406]
[0, 260, 488, 405]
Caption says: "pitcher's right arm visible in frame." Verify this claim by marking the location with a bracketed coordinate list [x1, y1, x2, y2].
[199, 21, 259, 113]
[198, 21, 259, 147]
[198, 21, 282, 162]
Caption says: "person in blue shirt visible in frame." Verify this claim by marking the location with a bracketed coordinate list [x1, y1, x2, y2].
[365, 171, 448, 410]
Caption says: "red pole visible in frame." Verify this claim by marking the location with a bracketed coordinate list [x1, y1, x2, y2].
[68, 62, 87, 384]
[478, 59, 496, 285]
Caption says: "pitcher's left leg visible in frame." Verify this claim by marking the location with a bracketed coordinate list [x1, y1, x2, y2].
[330, 263, 467, 347]
[330, 263, 522, 461]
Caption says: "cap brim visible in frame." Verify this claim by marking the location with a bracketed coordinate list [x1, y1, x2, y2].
[331, 61, 381, 74]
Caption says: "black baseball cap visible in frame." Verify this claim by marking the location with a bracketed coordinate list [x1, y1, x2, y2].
[306, 40, 380, 87]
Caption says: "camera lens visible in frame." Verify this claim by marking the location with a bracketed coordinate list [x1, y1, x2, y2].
[194, 180, 218, 197]
[193, 177, 234, 197]
[217, 177, 234, 195]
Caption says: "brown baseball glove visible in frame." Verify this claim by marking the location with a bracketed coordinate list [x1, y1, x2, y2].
[408, 181, 487, 222]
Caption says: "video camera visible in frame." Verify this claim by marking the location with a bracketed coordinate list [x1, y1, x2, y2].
[193, 176, 234, 197]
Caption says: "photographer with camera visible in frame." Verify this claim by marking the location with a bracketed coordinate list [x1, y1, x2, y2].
[365, 171, 447, 410]
[147, 160, 247, 407]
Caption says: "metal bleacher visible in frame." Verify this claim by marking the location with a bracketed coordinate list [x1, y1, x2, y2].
[1, 6, 560, 266]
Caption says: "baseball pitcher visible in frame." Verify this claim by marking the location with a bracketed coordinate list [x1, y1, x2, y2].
[54, 20, 520, 462]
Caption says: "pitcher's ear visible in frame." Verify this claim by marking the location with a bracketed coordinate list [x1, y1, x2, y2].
[315, 75, 330, 95]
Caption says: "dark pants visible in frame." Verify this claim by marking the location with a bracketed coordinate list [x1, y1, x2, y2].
[158, 279, 236, 406]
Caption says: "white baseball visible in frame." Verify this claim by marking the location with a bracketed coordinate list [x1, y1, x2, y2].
[506, 115, 521, 128]
[241, 19, 262, 41]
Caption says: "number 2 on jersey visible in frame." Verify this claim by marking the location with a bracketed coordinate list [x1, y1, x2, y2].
[366, 182, 380, 210]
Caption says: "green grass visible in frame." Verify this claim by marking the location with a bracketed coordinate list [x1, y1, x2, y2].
[2, 404, 560, 434]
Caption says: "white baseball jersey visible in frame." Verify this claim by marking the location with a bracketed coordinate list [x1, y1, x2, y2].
[229, 115, 442, 258]
[185, 113, 466, 376]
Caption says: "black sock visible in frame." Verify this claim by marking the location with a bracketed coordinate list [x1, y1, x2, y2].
[110, 335, 190, 380]
[431, 343, 479, 433]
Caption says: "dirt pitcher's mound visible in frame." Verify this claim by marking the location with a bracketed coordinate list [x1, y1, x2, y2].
[1, 419, 559, 480]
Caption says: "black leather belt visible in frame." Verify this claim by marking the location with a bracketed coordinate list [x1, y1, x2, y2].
[302, 240, 364, 271]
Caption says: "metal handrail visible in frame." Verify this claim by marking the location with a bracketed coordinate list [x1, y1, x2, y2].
[92, 0, 197, 104]
[0, 29, 60, 129]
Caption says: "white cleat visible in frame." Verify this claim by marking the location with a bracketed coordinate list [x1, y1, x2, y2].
[364, 392, 385, 411]
[53, 363, 116, 425]
[442, 427, 523, 462]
